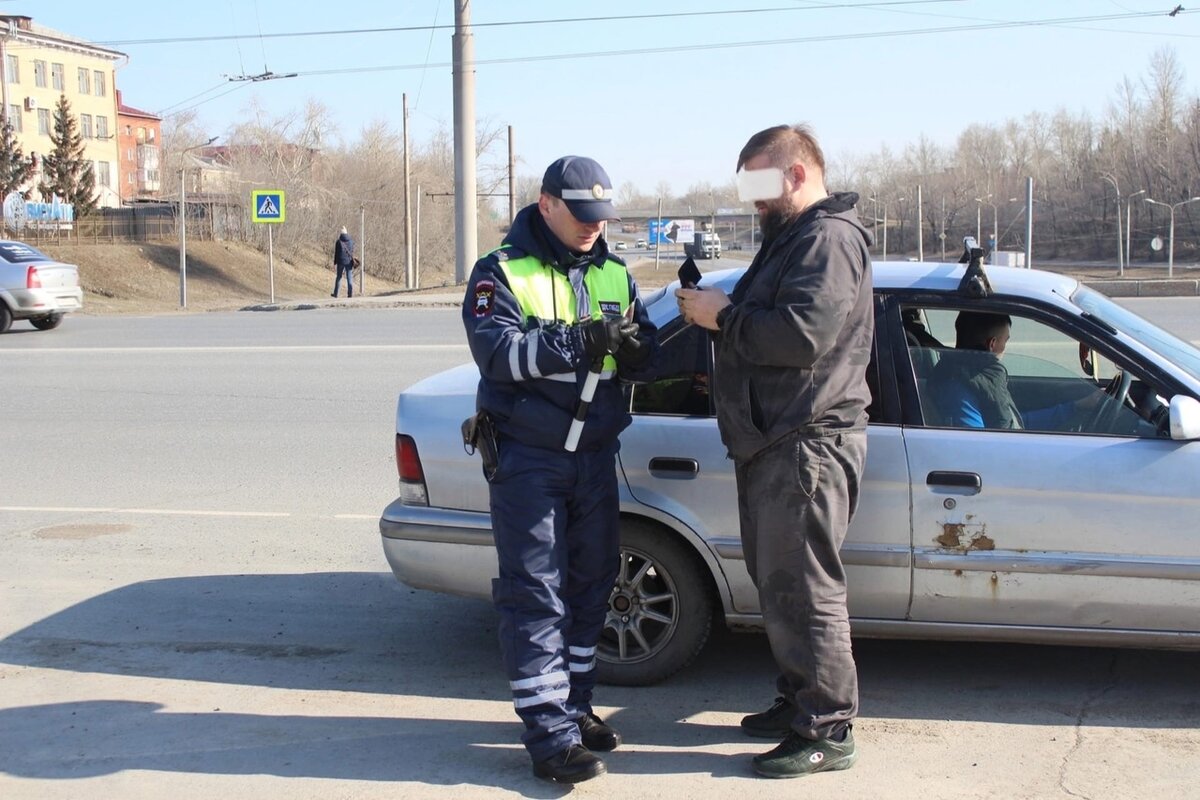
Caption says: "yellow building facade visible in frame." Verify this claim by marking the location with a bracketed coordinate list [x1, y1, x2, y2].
[0, 15, 125, 208]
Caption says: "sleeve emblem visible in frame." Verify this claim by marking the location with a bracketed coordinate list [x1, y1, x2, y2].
[473, 280, 496, 317]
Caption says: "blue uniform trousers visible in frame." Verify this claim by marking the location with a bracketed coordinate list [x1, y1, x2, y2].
[488, 437, 621, 761]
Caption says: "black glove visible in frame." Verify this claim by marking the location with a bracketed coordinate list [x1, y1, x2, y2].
[579, 317, 625, 360]
[615, 321, 651, 367]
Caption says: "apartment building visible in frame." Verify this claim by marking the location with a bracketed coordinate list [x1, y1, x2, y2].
[0, 15, 125, 208]
[116, 90, 161, 202]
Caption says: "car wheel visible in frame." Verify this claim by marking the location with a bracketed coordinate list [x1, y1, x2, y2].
[596, 520, 714, 686]
[0, 302, 11, 334]
[29, 313, 63, 331]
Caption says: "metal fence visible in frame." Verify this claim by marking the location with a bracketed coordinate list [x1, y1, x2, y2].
[10, 201, 246, 246]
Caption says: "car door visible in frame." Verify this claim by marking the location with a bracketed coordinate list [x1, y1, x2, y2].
[618, 302, 912, 621]
[897, 299, 1200, 633]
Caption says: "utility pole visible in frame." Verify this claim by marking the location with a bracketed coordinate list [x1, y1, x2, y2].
[507, 125, 516, 225]
[359, 204, 365, 296]
[1101, 173, 1123, 275]
[1024, 176, 1033, 268]
[403, 93, 413, 289]
[452, 1, 477, 284]
[916, 184, 924, 262]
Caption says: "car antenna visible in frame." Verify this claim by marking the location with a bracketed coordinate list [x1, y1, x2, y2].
[956, 236, 993, 298]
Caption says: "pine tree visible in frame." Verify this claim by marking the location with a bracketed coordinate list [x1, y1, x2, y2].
[38, 94, 97, 217]
[0, 120, 33, 201]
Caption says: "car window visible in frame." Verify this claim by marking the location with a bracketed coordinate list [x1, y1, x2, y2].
[0, 242, 51, 263]
[907, 306, 1168, 438]
[631, 323, 713, 416]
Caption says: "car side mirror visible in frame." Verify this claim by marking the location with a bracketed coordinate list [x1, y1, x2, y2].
[1169, 395, 1200, 440]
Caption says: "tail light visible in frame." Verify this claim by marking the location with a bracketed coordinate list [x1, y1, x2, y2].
[26, 266, 42, 289]
[395, 434, 429, 506]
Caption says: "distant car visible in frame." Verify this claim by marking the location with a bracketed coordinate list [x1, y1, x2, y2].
[0, 241, 82, 333]
[647, 242, 657, 250]
[381, 261, 1200, 685]
[636, 239, 647, 249]
[613, 241, 628, 251]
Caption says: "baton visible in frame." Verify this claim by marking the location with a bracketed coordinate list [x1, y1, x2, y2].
[565, 355, 604, 452]
[564, 307, 635, 452]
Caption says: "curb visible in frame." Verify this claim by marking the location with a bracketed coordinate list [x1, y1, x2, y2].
[1081, 279, 1199, 298]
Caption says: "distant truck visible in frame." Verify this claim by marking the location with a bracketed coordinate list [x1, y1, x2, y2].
[684, 231, 721, 260]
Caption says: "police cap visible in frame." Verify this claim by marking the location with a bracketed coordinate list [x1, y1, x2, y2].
[541, 156, 621, 223]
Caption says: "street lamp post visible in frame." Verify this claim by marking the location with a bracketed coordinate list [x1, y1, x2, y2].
[1126, 189, 1145, 267]
[975, 196, 997, 258]
[178, 136, 218, 308]
[1100, 173, 1124, 275]
[1144, 196, 1200, 278]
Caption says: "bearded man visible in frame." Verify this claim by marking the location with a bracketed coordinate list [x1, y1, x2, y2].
[674, 123, 874, 779]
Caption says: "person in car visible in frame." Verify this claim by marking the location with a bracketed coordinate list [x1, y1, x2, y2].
[461, 156, 657, 784]
[675, 123, 872, 779]
[929, 311, 1102, 429]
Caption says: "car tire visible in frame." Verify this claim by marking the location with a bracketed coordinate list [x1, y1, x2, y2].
[29, 313, 63, 331]
[596, 519, 714, 686]
[0, 302, 11, 334]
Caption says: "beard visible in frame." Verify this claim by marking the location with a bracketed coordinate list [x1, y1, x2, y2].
[757, 195, 801, 241]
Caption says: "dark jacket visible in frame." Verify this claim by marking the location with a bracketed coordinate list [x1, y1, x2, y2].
[928, 349, 1022, 428]
[334, 233, 354, 267]
[712, 192, 874, 462]
[462, 204, 658, 452]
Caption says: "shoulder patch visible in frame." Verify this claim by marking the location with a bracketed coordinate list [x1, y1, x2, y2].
[472, 279, 496, 317]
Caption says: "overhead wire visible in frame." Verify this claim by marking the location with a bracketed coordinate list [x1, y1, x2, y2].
[96, 1, 971, 46]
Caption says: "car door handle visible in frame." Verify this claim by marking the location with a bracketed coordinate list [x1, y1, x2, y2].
[648, 457, 700, 479]
[927, 471, 982, 492]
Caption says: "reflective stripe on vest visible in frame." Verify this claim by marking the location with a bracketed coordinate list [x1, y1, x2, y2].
[497, 252, 630, 374]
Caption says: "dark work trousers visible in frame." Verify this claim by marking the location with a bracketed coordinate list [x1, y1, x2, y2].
[488, 437, 621, 761]
[735, 429, 867, 741]
[333, 263, 354, 297]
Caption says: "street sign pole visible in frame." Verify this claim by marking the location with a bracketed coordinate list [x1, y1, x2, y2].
[268, 225, 275, 304]
[250, 189, 285, 304]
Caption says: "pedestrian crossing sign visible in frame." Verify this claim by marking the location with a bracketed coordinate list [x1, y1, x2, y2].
[251, 190, 286, 223]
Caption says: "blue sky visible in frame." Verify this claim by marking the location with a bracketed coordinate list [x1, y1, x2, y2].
[13, 1, 1200, 193]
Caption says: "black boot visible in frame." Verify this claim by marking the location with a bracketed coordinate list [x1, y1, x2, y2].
[578, 713, 622, 751]
[532, 744, 606, 783]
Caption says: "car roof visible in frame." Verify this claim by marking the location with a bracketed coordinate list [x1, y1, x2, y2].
[644, 260, 1082, 324]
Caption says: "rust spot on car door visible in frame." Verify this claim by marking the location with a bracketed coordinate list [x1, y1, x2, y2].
[935, 519, 994, 552]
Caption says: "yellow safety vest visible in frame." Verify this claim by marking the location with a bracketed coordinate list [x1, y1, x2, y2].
[498, 250, 631, 373]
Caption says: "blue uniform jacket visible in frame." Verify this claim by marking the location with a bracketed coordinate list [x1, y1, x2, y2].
[462, 204, 658, 452]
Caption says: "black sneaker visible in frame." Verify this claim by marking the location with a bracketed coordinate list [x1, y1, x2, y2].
[752, 728, 857, 779]
[531, 744, 607, 783]
[578, 713, 622, 752]
[741, 696, 797, 738]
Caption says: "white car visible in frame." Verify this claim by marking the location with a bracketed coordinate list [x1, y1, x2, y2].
[613, 241, 628, 251]
[380, 261, 1200, 685]
[0, 241, 82, 333]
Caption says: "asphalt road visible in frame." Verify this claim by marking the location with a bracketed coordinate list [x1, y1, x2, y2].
[1, 302, 1199, 799]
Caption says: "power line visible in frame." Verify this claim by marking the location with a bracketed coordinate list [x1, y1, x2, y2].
[96, 2, 968, 46]
[278, 9, 1200, 80]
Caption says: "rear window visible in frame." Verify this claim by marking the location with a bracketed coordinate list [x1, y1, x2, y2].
[0, 243, 51, 264]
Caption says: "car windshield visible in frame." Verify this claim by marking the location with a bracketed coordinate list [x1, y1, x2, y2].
[1072, 285, 1200, 382]
[0, 242, 52, 264]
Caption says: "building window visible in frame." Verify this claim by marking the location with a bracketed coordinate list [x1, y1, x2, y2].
[7, 105, 21, 132]
[34, 60, 47, 88]
[37, 107, 50, 135]
[5, 54, 18, 84]
[127, 173, 134, 184]
[93, 70, 106, 97]
[98, 161, 111, 188]
[51, 63, 64, 91]
[80, 113, 93, 139]
[77, 67, 90, 94]
[124, 124, 132, 136]
[136, 126, 145, 142]
[148, 128, 156, 143]
[97, 115, 108, 139]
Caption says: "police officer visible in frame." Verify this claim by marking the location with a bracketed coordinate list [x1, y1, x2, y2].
[462, 156, 657, 783]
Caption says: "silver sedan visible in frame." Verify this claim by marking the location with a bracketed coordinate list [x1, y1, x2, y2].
[0, 240, 82, 333]
[380, 261, 1200, 685]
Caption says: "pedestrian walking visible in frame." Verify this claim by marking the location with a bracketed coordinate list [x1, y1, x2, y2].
[332, 226, 354, 298]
